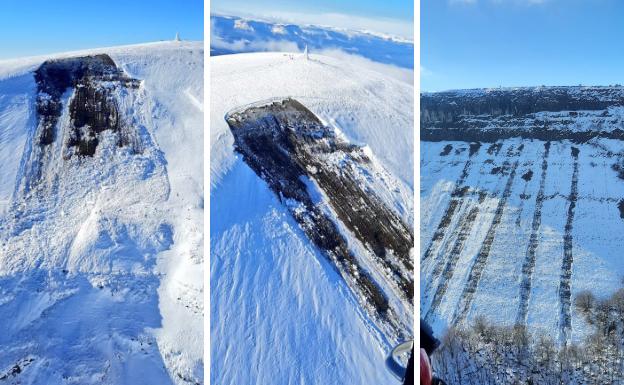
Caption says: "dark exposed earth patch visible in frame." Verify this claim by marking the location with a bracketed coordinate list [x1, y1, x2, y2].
[490, 166, 503, 175]
[0, 357, 34, 380]
[226, 98, 413, 337]
[522, 169, 534, 182]
[487, 142, 502, 155]
[469, 142, 481, 156]
[34, 54, 140, 156]
[440, 144, 453, 156]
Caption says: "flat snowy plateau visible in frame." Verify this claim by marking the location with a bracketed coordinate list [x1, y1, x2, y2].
[0, 41, 203, 384]
[211, 52, 414, 384]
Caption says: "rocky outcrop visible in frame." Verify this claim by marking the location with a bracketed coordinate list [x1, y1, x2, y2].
[421, 87, 624, 125]
[421, 87, 624, 143]
[227, 98, 413, 340]
[34, 54, 140, 156]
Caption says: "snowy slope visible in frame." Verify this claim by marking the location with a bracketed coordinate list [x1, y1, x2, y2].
[0, 41, 203, 384]
[421, 87, 624, 346]
[211, 52, 413, 384]
[211, 52, 414, 189]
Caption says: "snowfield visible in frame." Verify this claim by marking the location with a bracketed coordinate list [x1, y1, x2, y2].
[211, 52, 414, 384]
[0, 41, 203, 384]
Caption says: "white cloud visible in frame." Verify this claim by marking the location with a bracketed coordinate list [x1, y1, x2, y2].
[311, 48, 414, 85]
[211, 19, 299, 52]
[211, 37, 300, 53]
[212, 10, 413, 41]
[420, 66, 433, 77]
[234, 19, 254, 31]
[211, 18, 413, 85]
[271, 25, 287, 35]
[211, 32, 413, 84]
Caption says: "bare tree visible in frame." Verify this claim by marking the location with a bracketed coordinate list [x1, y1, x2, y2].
[574, 290, 595, 314]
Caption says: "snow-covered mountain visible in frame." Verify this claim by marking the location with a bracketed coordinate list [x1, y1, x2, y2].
[421, 87, 624, 377]
[210, 14, 414, 69]
[211, 52, 414, 384]
[0, 41, 203, 384]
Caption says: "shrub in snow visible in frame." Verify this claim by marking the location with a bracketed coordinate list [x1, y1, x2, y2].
[432, 285, 624, 384]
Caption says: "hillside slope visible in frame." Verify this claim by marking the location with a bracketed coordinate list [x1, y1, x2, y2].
[421, 86, 624, 345]
[0, 41, 203, 385]
[211, 52, 414, 384]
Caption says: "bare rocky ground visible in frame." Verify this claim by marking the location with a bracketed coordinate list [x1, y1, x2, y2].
[227, 98, 413, 342]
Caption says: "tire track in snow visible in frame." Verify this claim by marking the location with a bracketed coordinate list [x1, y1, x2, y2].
[425, 205, 479, 322]
[453, 159, 519, 325]
[422, 143, 481, 264]
[559, 146, 580, 344]
[516, 141, 551, 326]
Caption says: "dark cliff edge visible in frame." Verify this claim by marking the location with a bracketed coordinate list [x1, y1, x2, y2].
[421, 87, 624, 142]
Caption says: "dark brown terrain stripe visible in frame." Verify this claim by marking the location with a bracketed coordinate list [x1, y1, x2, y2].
[421, 143, 481, 263]
[453, 160, 519, 324]
[425, 206, 480, 322]
[516, 141, 551, 325]
[559, 146, 580, 344]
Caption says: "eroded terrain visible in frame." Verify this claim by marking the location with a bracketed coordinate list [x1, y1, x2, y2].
[421, 87, 624, 346]
[227, 98, 413, 341]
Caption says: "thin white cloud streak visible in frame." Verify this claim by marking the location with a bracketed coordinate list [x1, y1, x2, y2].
[271, 25, 287, 35]
[212, 9, 414, 41]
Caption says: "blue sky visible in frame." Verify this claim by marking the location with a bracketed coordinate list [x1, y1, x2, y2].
[422, 0, 624, 91]
[211, 0, 414, 38]
[0, 0, 203, 59]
